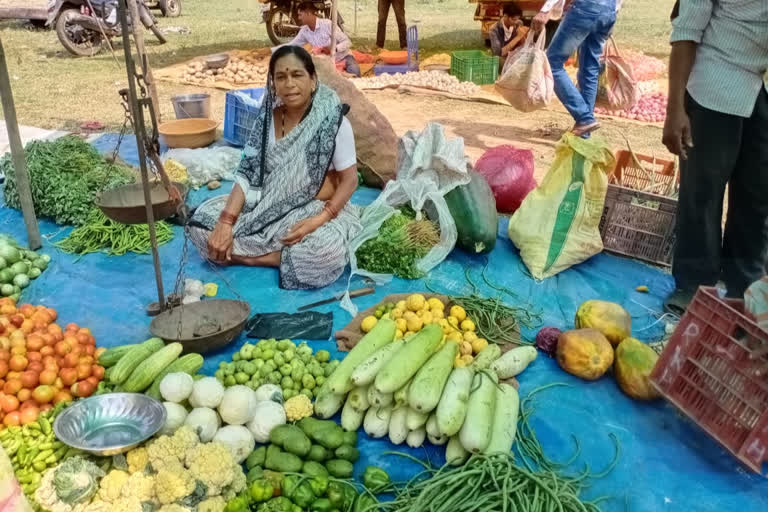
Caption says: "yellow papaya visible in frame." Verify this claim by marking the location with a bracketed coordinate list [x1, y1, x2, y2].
[574, 300, 631, 346]
[614, 337, 660, 401]
[556, 329, 614, 381]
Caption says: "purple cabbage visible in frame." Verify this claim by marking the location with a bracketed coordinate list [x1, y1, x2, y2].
[536, 327, 562, 356]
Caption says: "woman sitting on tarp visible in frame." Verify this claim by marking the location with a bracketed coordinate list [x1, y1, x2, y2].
[188, 45, 361, 289]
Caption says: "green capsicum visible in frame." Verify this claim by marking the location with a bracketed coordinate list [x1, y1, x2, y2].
[224, 493, 251, 512]
[258, 496, 294, 512]
[326, 482, 346, 509]
[265, 470, 285, 496]
[309, 475, 329, 497]
[342, 484, 358, 510]
[362, 466, 390, 493]
[311, 498, 334, 512]
[281, 475, 300, 500]
[291, 480, 317, 508]
[247, 466, 265, 484]
[250, 479, 275, 503]
[353, 494, 379, 512]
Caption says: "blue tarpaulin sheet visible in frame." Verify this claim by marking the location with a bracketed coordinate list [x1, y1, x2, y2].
[0, 133, 765, 511]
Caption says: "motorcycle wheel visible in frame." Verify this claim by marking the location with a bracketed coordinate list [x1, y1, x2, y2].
[265, 8, 299, 46]
[55, 9, 103, 57]
[158, 0, 182, 17]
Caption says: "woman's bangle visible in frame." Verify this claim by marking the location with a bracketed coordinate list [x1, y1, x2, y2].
[219, 211, 238, 226]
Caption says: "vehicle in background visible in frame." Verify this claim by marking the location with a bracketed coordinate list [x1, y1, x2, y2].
[261, 0, 345, 46]
[470, 0, 561, 47]
[146, 0, 181, 17]
[0, 0, 178, 27]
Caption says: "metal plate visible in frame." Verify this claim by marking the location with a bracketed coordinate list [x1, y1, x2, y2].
[150, 299, 251, 354]
[97, 182, 188, 225]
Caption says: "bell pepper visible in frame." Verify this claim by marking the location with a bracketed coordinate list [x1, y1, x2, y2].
[247, 466, 265, 484]
[258, 496, 295, 512]
[353, 493, 380, 512]
[362, 466, 390, 493]
[225, 493, 251, 512]
[309, 475, 329, 497]
[292, 480, 317, 508]
[265, 470, 285, 496]
[342, 484, 358, 510]
[311, 498, 334, 512]
[251, 479, 275, 503]
[326, 482, 346, 509]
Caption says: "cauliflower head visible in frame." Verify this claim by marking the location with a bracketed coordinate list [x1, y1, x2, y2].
[154, 467, 196, 505]
[222, 464, 247, 501]
[147, 427, 200, 472]
[284, 394, 313, 421]
[198, 496, 227, 512]
[185, 442, 236, 495]
[158, 505, 192, 512]
[126, 447, 149, 474]
[83, 499, 112, 512]
[120, 472, 156, 503]
[98, 470, 131, 503]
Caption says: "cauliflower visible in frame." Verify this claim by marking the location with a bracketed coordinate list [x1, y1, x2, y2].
[120, 472, 156, 503]
[154, 468, 196, 505]
[158, 505, 192, 512]
[147, 427, 200, 472]
[198, 496, 227, 512]
[283, 394, 313, 421]
[221, 464, 247, 501]
[185, 442, 236, 495]
[98, 470, 130, 502]
[35, 457, 105, 512]
[83, 499, 112, 512]
[126, 447, 149, 474]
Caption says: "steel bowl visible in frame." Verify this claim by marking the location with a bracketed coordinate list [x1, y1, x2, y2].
[53, 393, 166, 456]
[205, 53, 230, 69]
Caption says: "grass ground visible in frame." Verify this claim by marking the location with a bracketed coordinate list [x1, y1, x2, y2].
[0, 0, 675, 172]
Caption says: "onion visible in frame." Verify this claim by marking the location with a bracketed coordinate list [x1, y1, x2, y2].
[535, 327, 562, 356]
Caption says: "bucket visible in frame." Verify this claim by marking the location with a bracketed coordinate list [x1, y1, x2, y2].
[172, 94, 211, 119]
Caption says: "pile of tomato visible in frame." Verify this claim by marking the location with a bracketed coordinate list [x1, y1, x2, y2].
[0, 298, 105, 428]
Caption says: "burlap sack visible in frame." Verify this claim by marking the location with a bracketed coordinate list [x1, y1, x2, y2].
[313, 56, 399, 188]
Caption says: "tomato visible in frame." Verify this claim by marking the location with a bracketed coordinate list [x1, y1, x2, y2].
[0, 361, 7, 379]
[39, 369, 57, 386]
[20, 405, 39, 425]
[0, 350, 9, 362]
[40, 346, 54, 357]
[0, 337, 9, 351]
[27, 362, 43, 374]
[5, 372, 19, 382]
[1, 394, 19, 412]
[62, 353, 79, 369]
[26, 334, 44, 352]
[3, 411, 20, 426]
[85, 376, 99, 389]
[9, 315, 24, 328]
[32, 385, 55, 405]
[76, 364, 92, 380]
[65, 323, 79, 332]
[46, 309, 57, 322]
[9, 346, 26, 357]
[75, 333, 90, 346]
[83, 344, 95, 356]
[20, 371, 39, 389]
[53, 377, 63, 390]
[17, 388, 32, 402]
[59, 368, 77, 387]
[54, 341, 72, 357]
[91, 365, 105, 380]
[19, 399, 37, 411]
[19, 304, 35, 318]
[53, 389, 73, 405]
[8, 355, 27, 372]
[69, 344, 82, 357]
[41, 334, 55, 347]
[71, 380, 95, 398]
[26, 351, 42, 363]
[46, 323, 62, 337]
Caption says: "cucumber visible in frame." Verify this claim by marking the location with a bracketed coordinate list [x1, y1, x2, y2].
[408, 341, 458, 412]
[483, 383, 520, 455]
[459, 371, 498, 453]
[98, 344, 138, 367]
[341, 396, 365, 432]
[350, 340, 404, 386]
[374, 324, 443, 394]
[326, 319, 396, 394]
[405, 407, 428, 431]
[388, 407, 409, 445]
[436, 367, 474, 437]
[367, 386, 393, 408]
[446, 435, 469, 466]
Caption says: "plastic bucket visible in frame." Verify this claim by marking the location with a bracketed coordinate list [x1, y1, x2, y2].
[172, 94, 211, 119]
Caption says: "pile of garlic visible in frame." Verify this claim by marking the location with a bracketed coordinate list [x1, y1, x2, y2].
[353, 71, 481, 96]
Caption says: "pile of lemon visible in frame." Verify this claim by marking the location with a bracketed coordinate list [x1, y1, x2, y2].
[360, 293, 489, 368]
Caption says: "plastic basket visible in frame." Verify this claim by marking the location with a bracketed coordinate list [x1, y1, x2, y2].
[650, 287, 768, 474]
[599, 150, 678, 266]
[450, 50, 499, 85]
[223, 88, 265, 147]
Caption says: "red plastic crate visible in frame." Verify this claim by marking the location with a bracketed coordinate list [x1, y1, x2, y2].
[650, 287, 768, 473]
[599, 150, 678, 266]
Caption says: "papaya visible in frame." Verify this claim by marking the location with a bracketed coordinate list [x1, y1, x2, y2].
[614, 337, 660, 400]
[556, 329, 614, 380]
[574, 300, 631, 346]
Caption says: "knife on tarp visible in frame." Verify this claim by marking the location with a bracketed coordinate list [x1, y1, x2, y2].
[297, 287, 375, 311]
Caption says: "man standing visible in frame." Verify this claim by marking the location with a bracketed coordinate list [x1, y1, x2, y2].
[532, 0, 623, 136]
[377, 0, 407, 50]
[490, 5, 530, 62]
[275, 2, 361, 77]
[662, 1, 768, 314]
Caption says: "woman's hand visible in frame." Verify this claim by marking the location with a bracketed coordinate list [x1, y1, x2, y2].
[282, 214, 327, 246]
[208, 222, 234, 263]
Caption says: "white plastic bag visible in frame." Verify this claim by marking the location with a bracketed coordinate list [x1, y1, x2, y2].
[495, 29, 554, 112]
[162, 146, 242, 188]
[341, 123, 471, 316]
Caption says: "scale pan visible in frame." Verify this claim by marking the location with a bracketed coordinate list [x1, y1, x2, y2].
[150, 299, 251, 354]
[97, 182, 188, 224]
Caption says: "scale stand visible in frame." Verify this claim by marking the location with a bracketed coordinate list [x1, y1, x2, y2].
[116, 0, 181, 316]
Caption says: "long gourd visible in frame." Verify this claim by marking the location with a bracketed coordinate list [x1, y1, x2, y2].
[326, 319, 396, 394]
[408, 341, 458, 412]
[483, 383, 520, 455]
[436, 367, 474, 436]
[443, 170, 498, 254]
[459, 371, 498, 453]
[388, 407, 409, 445]
[374, 324, 442, 394]
[341, 396, 366, 432]
[350, 340, 405, 386]
[446, 436, 469, 466]
[314, 389, 346, 419]
[489, 346, 538, 379]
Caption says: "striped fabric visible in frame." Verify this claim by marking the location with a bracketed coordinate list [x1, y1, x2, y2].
[281, 18, 351, 62]
[671, 0, 768, 118]
[745, 276, 768, 332]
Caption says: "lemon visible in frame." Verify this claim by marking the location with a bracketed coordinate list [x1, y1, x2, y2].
[405, 330, 416, 338]
[463, 331, 478, 342]
[395, 329, 404, 339]
[407, 294, 426, 312]
[406, 314, 424, 332]
[391, 308, 404, 320]
[471, 338, 489, 354]
[396, 300, 407, 310]
[420, 310, 433, 325]
[460, 354, 474, 365]
[459, 341, 473, 356]
[454, 359, 467, 368]
[427, 297, 445, 310]
[447, 316, 459, 329]
[450, 305, 467, 322]
[361, 316, 378, 333]
[460, 319, 476, 332]
[431, 308, 445, 320]
[447, 331, 463, 343]
[396, 318, 407, 333]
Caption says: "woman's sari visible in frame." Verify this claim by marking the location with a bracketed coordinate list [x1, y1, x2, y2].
[189, 84, 361, 289]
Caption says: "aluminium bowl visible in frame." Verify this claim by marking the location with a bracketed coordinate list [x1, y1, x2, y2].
[53, 393, 166, 456]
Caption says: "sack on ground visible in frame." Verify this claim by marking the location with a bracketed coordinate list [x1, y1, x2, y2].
[495, 29, 554, 112]
[508, 133, 615, 279]
[596, 38, 638, 111]
[474, 145, 537, 213]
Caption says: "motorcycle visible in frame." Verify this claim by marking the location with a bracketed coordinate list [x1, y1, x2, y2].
[260, 0, 345, 46]
[146, 0, 181, 17]
[47, 0, 167, 57]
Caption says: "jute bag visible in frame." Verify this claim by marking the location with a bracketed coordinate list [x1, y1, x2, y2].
[596, 37, 638, 111]
[495, 29, 554, 112]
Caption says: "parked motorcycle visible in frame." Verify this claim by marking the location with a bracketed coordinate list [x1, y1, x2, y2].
[146, 0, 181, 17]
[47, 0, 167, 57]
[260, 0, 345, 46]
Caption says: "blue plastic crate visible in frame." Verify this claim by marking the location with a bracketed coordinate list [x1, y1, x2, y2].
[223, 88, 266, 147]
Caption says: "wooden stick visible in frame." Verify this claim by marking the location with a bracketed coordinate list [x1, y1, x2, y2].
[126, 0, 161, 124]
[0, 36, 41, 249]
[330, 0, 338, 62]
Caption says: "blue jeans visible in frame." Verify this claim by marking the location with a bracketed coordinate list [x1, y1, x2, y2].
[342, 55, 361, 77]
[546, 0, 616, 126]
